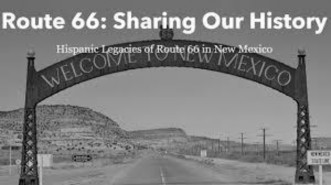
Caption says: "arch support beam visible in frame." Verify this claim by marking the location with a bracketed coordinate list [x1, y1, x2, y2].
[19, 53, 39, 185]
[294, 50, 315, 184]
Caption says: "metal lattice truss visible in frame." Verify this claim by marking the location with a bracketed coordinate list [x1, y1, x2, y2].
[19, 108, 39, 185]
[295, 105, 315, 183]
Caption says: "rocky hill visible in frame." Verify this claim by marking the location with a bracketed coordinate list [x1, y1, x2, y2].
[0, 106, 195, 155]
[188, 136, 224, 150]
[129, 128, 187, 140]
[0, 105, 131, 155]
[128, 128, 188, 150]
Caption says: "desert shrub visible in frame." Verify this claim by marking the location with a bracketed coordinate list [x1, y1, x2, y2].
[53, 154, 72, 163]
[111, 154, 125, 164]
[265, 152, 296, 166]
[0, 158, 15, 165]
[175, 154, 186, 159]
[242, 154, 265, 163]
[203, 150, 297, 167]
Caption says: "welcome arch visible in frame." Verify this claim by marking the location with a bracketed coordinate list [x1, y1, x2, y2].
[19, 32, 314, 185]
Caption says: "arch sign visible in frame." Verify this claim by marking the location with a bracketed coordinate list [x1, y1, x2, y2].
[19, 30, 314, 185]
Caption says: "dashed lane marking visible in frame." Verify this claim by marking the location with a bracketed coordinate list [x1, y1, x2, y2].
[159, 167, 166, 185]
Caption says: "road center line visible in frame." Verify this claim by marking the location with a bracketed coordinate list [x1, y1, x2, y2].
[159, 167, 166, 185]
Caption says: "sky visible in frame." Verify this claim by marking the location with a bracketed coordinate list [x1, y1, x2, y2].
[0, 0, 330, 145]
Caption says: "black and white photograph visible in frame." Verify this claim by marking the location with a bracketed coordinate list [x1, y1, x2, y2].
[0, 0, 330, 185]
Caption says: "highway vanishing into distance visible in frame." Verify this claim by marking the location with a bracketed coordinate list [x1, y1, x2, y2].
[5, 152, 330, 185]
[112, 154, 272, 185]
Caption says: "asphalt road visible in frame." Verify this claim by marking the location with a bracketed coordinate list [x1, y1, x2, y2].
[112, 154, 232, 185]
